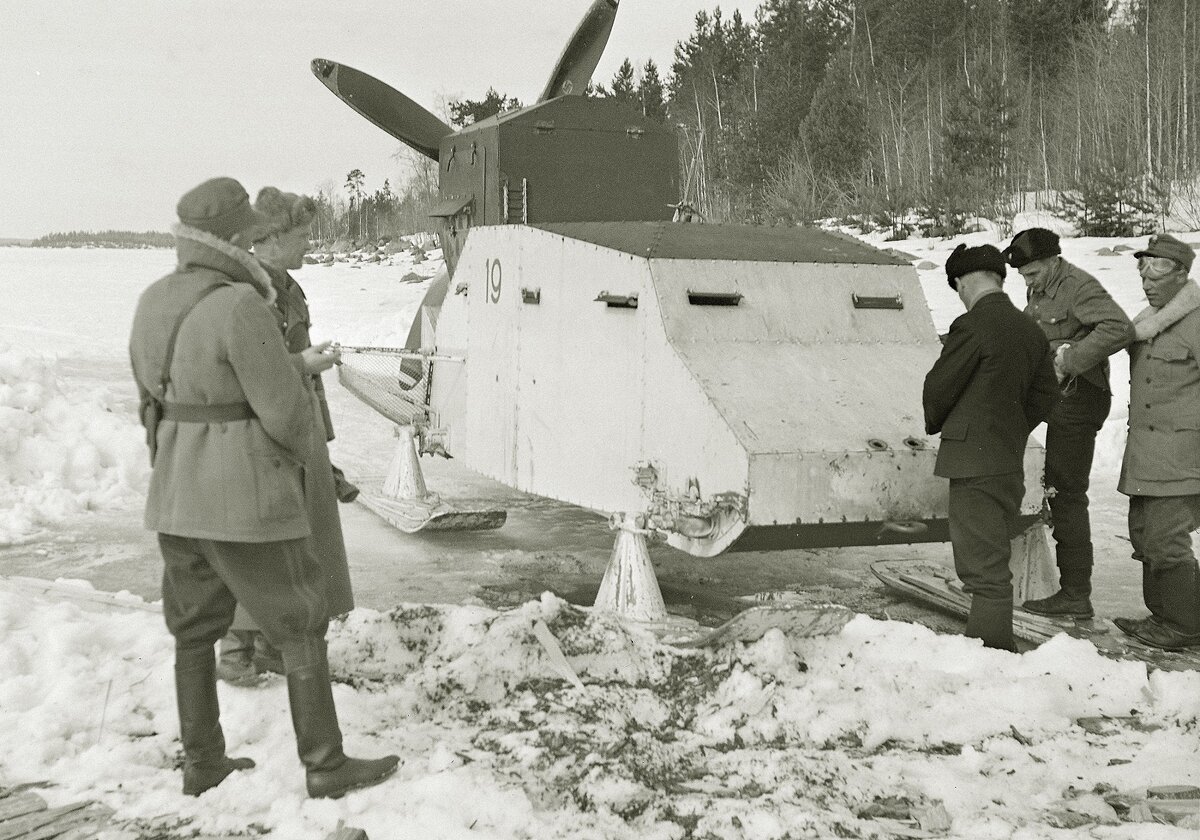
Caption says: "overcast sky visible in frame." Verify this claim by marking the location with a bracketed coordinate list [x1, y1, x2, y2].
[0, 0, 760, 238]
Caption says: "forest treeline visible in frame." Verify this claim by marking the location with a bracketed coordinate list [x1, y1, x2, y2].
[29, 230, 176, 249]
[659, 0, 1200, 237]
[35, 1, 1200, 247]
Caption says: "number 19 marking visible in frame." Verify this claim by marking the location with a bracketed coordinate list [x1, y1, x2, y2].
[486, 258, 502, 303]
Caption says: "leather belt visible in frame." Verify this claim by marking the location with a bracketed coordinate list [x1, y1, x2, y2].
[162, 401, 256, 422]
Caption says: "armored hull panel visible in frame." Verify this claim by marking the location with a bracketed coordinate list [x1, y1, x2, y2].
[427, 222, 1045, 555]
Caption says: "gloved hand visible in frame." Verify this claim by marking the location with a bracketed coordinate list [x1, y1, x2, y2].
[331, 464, 360, 503]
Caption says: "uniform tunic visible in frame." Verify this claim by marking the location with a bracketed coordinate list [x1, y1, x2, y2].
[1024, 257, 1132, 584]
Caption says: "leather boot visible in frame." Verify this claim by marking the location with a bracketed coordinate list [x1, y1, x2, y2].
[1128, 564, 1200, 650]
[217, 630, 262, 687]
[965, 595, 1017, 652]
[175, 650, 255, 796]
[286, 657, 399, 798]
[253, 634, 286, 676]
[1142, 562, 1164, 621]
[1021, 589, 1094, 618]
[1022, 564, 1093, 618]
[1114, 615, 1161, 637]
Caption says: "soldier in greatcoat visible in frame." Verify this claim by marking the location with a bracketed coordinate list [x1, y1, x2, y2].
[129, 177, 398, 798]
[1114, 233, 1200, 650]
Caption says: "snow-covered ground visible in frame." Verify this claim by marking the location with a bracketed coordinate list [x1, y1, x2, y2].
[0, 234, 1197, 838]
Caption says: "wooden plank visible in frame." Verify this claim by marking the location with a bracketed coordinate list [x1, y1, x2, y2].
[0, 803, 89, 840]
[33, 808, 114, 840]
[873, 560, 1200, 672]
[44, 827, 103, 840]
[0, 793, 46, 823]
[20, 809, 109, 840]
[0, 785, 50, 803]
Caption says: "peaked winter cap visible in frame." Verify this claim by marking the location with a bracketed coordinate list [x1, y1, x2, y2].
[176, 177, 271, 243]
[1002, 227, 1061, 268]
[1134, 232, 1195, 271]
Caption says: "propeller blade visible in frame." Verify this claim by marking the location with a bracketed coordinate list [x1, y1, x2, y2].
[538, 0, 619, 102]
[311, 58, 452, 160]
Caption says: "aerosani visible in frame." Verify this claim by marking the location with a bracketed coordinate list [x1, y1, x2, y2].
[312, 0, 1052, 625]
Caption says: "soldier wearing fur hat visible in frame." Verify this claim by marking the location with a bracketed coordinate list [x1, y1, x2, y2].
[923, 244, 1060, 650]
[214, 187, 359, 684]
[1113, 233, 1200, 650]
[129, 177, 399, 798]
[1001, 228, 1133, 620]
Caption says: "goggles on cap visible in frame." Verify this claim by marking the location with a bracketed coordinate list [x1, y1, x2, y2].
[1138, 255, 1179, 280]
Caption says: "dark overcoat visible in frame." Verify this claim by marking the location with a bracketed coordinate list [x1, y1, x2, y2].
[267, 264, 354, 615]
[923, 292, 1060, 479]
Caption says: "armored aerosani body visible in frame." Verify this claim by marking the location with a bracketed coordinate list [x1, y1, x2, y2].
[431, 219, 1046, 557]
[315, 0, 1047, 578]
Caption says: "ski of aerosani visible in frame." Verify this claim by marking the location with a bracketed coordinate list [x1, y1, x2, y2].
[356, 493, 506, 534]
[872, 559, 1200, 672]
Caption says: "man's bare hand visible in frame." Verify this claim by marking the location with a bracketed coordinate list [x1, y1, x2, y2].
[301, 341, 341, 375]
[1053, 343, 1070, 383]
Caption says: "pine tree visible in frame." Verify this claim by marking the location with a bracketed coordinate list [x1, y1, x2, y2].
[668, 8, 761, 219]
[799, 51, 868, 186]
[1057, 165, 1157, 236]
[447, 88, 521, 127]
[610, 58, 636, 105]
[638, 59, 666, 121]
[344, 169, 365, 240]
[943, 69, 1016, 190]
[753, 0, 848, 170]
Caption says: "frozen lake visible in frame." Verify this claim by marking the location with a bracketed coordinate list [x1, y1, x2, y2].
[0, 240, 1155, 623]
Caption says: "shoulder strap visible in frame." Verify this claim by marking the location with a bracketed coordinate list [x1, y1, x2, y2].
[158, 283, 224, 398]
